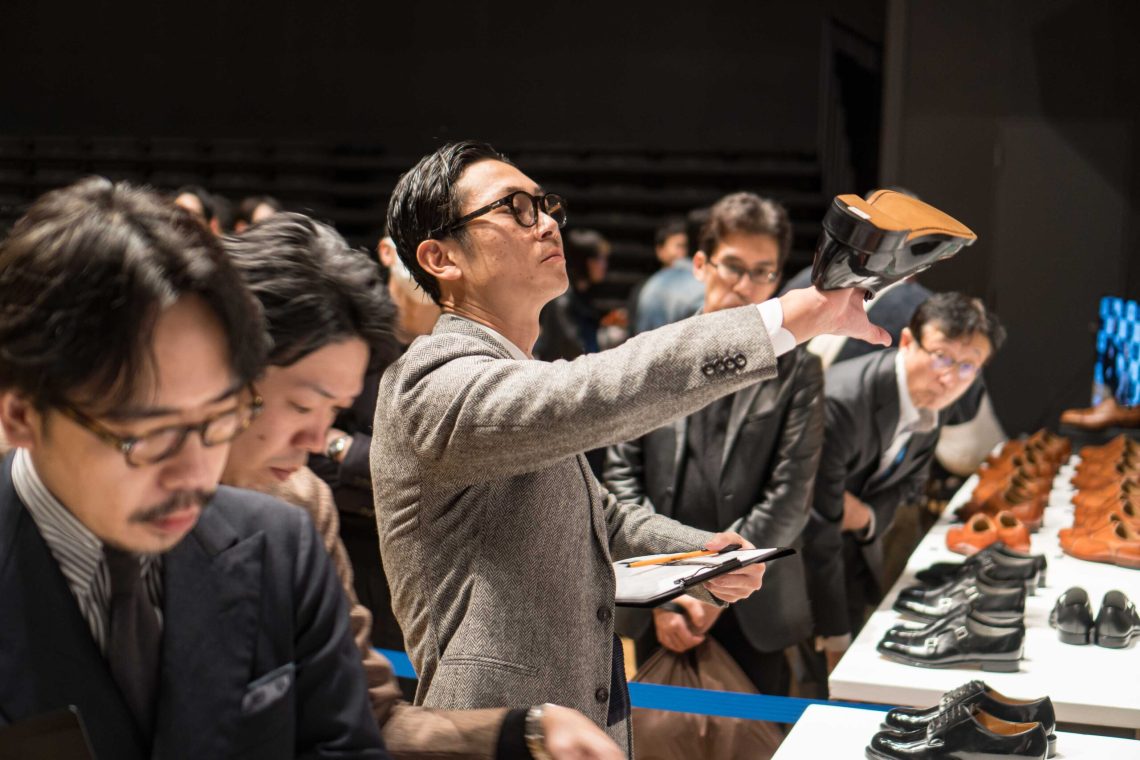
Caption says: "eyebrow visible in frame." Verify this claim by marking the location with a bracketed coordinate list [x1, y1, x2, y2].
[298, 379, 337, 400]
[103, 379, 245, 421]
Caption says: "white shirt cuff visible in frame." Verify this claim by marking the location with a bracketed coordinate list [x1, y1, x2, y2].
[756, 299, 797, 357]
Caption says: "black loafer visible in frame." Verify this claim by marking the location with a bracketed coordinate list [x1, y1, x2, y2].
[877, 615, 1024, 671]
[894, 571, 1026, 624]
[1048, 587, 1093, 645]
[1095, 590, 1140, 648]
[867, 702, 1049, 759]
[915, 544, 1046, 593]
[882, 680, 1057, 758]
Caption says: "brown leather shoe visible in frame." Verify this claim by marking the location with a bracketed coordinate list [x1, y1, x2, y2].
[1079, 435, 1139, 462]
[1073, 494, 1140, 529]
[1061, 519, 1140, 568]
[1073, 479, 1139, 510]
[1061, 397, 1140, 431]
[945, 511, 1030, 555]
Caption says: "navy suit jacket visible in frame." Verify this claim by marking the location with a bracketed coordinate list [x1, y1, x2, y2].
[802, 350, 941, 636]
[0, 455, 387, 759]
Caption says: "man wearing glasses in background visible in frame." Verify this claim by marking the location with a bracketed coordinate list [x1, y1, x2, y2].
[803, 292, 1005, 675]
[0, 179, 385, 758]
[376, 141, 889, 755]
[605, 193, 824, 709]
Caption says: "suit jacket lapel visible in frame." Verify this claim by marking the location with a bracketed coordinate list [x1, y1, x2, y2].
[152, 502, 265, 759]
[0, 462, 145, 757]
[721, 380, 767, 473]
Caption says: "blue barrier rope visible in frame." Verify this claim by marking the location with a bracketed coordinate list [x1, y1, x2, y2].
[376, 648, 892, 724]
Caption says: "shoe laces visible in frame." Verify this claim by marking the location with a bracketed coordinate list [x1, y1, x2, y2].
[939, 680, 984, 708]
[929, 702, 971, 737]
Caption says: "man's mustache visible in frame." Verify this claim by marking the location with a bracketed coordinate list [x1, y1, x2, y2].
[129, 490, 215, 524]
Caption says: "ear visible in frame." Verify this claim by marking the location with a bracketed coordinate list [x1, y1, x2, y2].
[692, 250, 709, 282]
[416, 239, 463, 285]
[377, 238, 397, 268]
[899, 326, 914, 349]
[0, 392, 43, 450]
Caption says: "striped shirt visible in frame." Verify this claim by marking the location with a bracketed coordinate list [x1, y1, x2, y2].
[12, 448, 163, 654]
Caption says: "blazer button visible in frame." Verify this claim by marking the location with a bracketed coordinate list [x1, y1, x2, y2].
[734, 353, 747, 368]
[702, 363, 715, 377]
[595, 687, 609, 703]
[597, 607, 612, 622]
[714, 359, 726, 373]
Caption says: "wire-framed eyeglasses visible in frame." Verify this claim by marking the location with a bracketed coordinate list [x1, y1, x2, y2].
[432, 190, 567, 238]
[710, 257, 781, 286]
[914, 339, 981, 380]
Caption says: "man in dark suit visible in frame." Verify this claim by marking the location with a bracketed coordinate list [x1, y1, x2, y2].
[804, 292, 1005, 670]
[605, 192, 824, 698]
[0, 179, 385, 759]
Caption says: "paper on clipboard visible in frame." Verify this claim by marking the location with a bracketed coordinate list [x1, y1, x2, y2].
[613, 547, 795, 607]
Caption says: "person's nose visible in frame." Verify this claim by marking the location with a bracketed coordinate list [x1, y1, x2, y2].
[159, 430, 219, 493]
[534, 207, 559, 239]
[296, 416, 330, 455]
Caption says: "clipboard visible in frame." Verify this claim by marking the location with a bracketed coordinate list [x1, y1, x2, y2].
[614, 547, 796, 608]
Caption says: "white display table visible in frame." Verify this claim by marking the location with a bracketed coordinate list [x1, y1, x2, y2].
[774, 704, 1140, 759]
[828, 459, 1140, 729]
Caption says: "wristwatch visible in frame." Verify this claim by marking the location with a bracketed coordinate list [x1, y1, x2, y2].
[326, 435, 351, 461]
[524, 703, 553, 760]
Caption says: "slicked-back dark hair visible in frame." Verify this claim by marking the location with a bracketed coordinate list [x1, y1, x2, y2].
[699, 192, 793, 270]
[224, 212, 399, 373]
[910, 292, 1006, 354]
[386, 141, 512, 304]
[0, 177, 268, 411]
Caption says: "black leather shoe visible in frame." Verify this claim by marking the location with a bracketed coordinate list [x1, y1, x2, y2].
[1095, 590, 1140, 648]
[894, 570, 1026, 624]
[867, 702, 1049, 759]
[914, 544, 1045, 593]
[1048, 587, 1093, 645]
[882, 607, 1021, 646]
[881, 680, 1057, 758]
[877, 615, 1024, 671]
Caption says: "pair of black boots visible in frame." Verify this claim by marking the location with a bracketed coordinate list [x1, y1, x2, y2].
[878, 545, 1044, 671]
[866, 680, 1056, 759]
[1050, 587, 1140, 648]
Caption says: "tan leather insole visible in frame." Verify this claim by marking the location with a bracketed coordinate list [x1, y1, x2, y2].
[836, 190, 977, 243]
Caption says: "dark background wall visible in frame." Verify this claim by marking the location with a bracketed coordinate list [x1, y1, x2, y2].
[3, 0, 1138, 436]
[2, 1, 847, 153]
[882, 0, 1140, 435]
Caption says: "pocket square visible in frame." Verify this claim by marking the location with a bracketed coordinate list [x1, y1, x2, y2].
[241, 663, 295, 715]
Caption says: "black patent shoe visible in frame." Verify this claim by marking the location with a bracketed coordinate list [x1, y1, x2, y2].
[881, 607, 1021, 646]
[1048, 587, 1093, 645]
[877, 615, 1024, 671]
[867, 702, 1049, 759]
[882, 680, 1057, 758]
[915, 543, 1046, 593]
[1095, 590, 1140, 648]
[894, 570, 1026, 624]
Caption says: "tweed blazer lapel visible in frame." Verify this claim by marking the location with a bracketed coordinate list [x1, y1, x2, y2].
[152, 503, 265, 758]
[0, 458, 146, 757]
[432, 314, 517, 359]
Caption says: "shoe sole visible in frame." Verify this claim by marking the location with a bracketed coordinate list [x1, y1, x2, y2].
[1095, 632, 1136, 648]
[1057, 629, 1092, 645]
[877, 648, 1021, 672]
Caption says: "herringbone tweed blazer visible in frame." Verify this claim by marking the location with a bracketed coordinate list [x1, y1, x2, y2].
[371, 308, 778, 748]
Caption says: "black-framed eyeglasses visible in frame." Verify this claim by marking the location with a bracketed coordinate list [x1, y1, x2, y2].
[710, 257, 781, 286]
[914, 338, 981, 380]
[57, 385, 264, 467]
[432, 191, 567, 238]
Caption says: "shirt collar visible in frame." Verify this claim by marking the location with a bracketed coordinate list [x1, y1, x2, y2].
[894, 351, 937, 435]
[12, 448, 105, 592]
[12, 448, 162, 592]
[457, 317, 531, 361]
